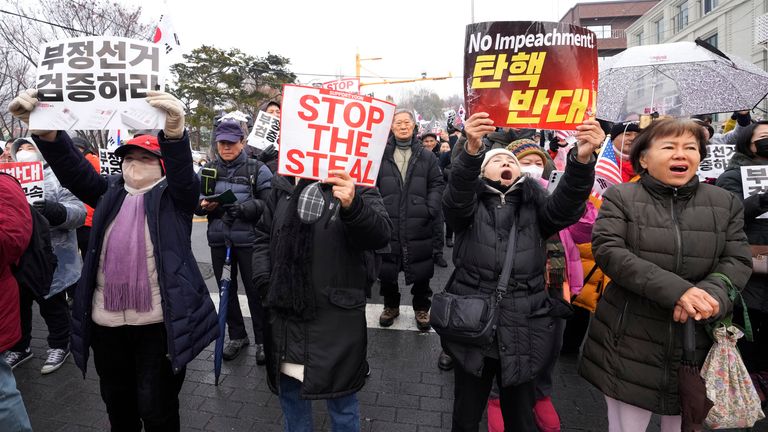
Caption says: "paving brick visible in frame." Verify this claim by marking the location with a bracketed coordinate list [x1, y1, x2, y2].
[397, 407, 442, 426]
[199, 397, 244, 417]
[359, 404, 396, 422]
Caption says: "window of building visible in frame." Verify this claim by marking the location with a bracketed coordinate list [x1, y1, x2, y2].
[637, 31, 644, 46]
[674, 1, 689, 33]
[655, 18, 665, 43]
[702, 33, 718, 48]
[587, 24, 613, 39]
[703, 0, 718, 15]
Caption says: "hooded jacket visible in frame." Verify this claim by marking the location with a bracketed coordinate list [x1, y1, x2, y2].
[376, 135, 444, 284]
[716, 151, 768, 312]
[11, 138, 85, 297]
[252, 175, 392, 399]
[32, 131, 218, 375]
[0, 174, 32, 352]
[579, 174, 751, 415]
[442, 148, 595, 387]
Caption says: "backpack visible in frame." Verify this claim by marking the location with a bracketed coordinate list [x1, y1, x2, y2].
[12, 204, 58, 299]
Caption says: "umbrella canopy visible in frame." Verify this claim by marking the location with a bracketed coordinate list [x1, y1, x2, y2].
[213, 246, 232, 386]
[598, 40, 768, 122]
[679, 319, 714, 432]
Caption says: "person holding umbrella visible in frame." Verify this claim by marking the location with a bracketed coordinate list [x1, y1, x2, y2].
[579, 118, 752, 431]
[7, 89, 218, 431]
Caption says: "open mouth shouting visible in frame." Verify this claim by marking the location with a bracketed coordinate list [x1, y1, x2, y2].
[500, 169, 514, 181]
[669, 164, 689, 176]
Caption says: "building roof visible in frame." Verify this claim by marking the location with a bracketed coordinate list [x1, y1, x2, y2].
[559, 0, 660, 22]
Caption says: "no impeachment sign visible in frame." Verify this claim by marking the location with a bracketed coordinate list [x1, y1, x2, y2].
[278, 84, 395, 187]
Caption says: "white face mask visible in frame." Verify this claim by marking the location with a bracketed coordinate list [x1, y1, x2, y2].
[122, 158, 163, 190]
[15, 149, 40, 163]
[519, 165, 544, 180]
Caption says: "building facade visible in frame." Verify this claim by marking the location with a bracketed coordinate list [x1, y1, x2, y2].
[559, 0, 661, 57]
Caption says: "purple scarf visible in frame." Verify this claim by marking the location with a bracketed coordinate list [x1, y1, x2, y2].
[102, 194, 152, 312]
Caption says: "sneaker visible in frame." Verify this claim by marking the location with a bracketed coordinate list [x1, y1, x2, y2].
[222, 338, 249, 361]
[446, 237, 454, 248]
[254, 343, 266, 366]
[434, 255, 448, 268]
[4, 349, 33, 370]
[533, 396, 561, 432]
[41, 348, 70, 375]
[415, 310, 431, 332]
[379, 307, 400, 327]
[437, 350, 454, 371]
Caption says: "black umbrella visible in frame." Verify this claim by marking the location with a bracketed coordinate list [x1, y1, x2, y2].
[679, 319, 714, 432]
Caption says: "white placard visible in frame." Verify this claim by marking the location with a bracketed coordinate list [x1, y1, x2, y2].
[697, 144, 735, 181]
[278, 85, 396, 187]
[741, 165, 768, 219]
[30, 36, 166, 131]
[99, 148, 122, 175]
[247, 111, 280, 150]
[0, 162, 45, 204]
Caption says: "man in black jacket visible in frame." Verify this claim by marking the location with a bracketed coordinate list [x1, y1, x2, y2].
[376, 110, 445, 331]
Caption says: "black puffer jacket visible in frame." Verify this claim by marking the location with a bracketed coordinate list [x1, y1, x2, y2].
[377, 136, 444, 284]
[442, 149, 595, 387]
[716, 151, 768, 312]
[579, 175, 752, 415]
[252, 175, 392, 399]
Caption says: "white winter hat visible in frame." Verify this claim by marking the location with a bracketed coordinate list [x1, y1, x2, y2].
[480, 148, 519, 177]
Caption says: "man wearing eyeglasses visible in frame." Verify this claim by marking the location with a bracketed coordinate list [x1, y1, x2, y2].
[376, 110, 445, 331]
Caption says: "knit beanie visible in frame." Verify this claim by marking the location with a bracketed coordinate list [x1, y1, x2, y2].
[609, 121, 642, 139]
[506, 139, 547, 165]
[480, 148, 519, 178]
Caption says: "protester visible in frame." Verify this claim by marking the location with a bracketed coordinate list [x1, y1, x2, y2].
[420, 132, 448, 269]
[422, 132, 439, 153]
[252, 168, 392, 432]
[694, 111, 751, 145]
[3, 137, 85, 375]
[716, 120, 768, 395]
[438, 140, 454, 249]
[0, 172, 33, 431]
[0, 141, 12, 163]
[579, 118, 752, 431]
[8, 88, 218, 431]
[377, 110, 445, 331]
[196, 119, 271, 363]
[442, 112, 601, 431]
[608, 121, 642, 183]
[71, 136, 100, 263]
[255, 101, 281, 173]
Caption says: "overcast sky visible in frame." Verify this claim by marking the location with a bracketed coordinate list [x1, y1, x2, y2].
[125, 0, 620, 102]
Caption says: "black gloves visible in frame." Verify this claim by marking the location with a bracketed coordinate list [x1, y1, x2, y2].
[32, 199, 67, 227]
[225, 200, 264, 223]
[257, 145, 278, 163]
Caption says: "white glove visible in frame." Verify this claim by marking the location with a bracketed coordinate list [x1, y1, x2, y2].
[146, 90, 185, 139]
[8, 89, 51, 136]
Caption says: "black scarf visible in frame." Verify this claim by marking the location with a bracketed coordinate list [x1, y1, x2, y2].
[265, 179, 316, 321]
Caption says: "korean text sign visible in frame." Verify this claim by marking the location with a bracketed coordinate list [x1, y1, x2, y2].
[247, 111, 280, 150]
[0, 162, 45, 204]
[30, 36, 166, 131]
[464, 21, 598, 130]
[741, 166, 768, 219]
[99, 149, 122, 175]
[278, 85, 395, 187]
[697, 144, 734, 181]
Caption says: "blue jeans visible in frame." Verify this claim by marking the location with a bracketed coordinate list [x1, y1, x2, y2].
[278, 374, 360, 432]
[0, 357, 32, 432]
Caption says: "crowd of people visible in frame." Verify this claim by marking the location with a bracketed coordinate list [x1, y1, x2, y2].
[0, 82, 765, 432]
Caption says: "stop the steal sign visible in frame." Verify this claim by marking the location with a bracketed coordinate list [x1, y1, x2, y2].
[278, 84, 395, 186]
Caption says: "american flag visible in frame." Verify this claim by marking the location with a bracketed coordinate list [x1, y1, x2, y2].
[594, 143, 623, 187]
[555, 130, 575, 141]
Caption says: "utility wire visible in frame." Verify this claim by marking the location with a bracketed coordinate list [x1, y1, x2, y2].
[0, 8, 95, 35]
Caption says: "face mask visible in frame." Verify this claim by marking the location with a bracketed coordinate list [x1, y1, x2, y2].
[15, 149, 40, 163]
[122, 158, 163, 190]
[519, 165, 544, 180]
[755, 138, 768, 158]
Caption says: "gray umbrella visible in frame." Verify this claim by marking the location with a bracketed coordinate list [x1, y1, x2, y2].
[597, 39, 768, 122]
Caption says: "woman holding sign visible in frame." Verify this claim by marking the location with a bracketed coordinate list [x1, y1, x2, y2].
[580, 118, 751, 431]
[8, 89, 218, 432]
[441, 112, 601, 431]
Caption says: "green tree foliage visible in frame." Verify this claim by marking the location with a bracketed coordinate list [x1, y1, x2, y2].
[169, 46, 296, 148]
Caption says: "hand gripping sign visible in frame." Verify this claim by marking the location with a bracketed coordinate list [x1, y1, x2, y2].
[278, 85, 396, 187]
[30, 36, 166, 131]
[464, 21, 598, 130]
[0, 162, 45, 204]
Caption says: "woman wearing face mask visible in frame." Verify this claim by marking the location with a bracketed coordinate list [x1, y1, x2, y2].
[716, 120, 768, 400]
[3, 138, 85, 375]
[8, 89, 218, 431]
[442, 112, 602, 431]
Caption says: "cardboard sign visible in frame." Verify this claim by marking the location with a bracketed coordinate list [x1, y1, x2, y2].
[698, 144, 735, 181]
[30, 36, 166, 131]
[322, 78, 360, 94]
[741, 166, 768, 219]
[464, 21, 598, 130]
[0, 162, 45, 204]
[278, 85, 396, 187]
[247, 111, 280, 150]
[99, 148, 122, 175]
